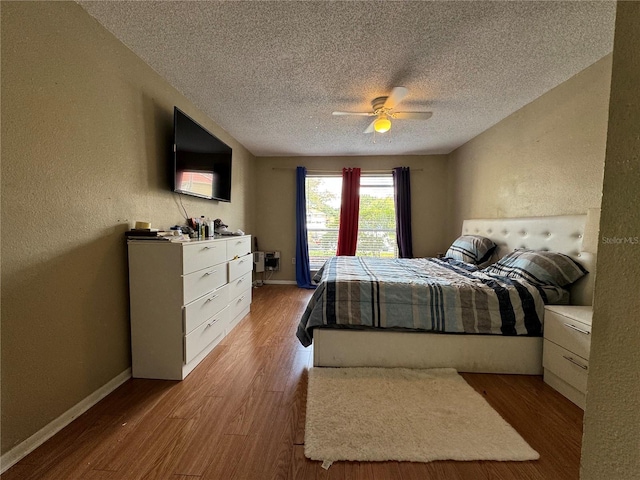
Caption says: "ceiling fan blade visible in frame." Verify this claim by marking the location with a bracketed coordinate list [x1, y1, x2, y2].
[393, 111, 433, 120]
[383, 86, 409, 109]
[332, 111, 373, 116]
[364, 119, 376, 134]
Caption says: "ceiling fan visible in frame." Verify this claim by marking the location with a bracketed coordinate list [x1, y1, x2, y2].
[332, 86, 433, 134]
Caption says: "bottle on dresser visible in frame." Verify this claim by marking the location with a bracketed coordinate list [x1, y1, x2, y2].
[199, 216, 207, 238]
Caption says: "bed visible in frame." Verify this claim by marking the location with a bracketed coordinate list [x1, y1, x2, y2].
[298, 214, 596, 374]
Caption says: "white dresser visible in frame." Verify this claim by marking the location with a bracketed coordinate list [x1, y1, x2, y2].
[127, 235, 252, 380]
[542, 305, 593, 409]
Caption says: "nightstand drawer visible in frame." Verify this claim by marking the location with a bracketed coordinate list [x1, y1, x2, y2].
[543, 340, 588, 393]
[544, 310, 591, 360]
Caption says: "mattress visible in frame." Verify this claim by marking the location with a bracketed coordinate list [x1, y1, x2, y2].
[296, 256, 545, 347]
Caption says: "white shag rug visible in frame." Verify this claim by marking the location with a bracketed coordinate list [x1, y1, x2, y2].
[305, 367, 539, 463]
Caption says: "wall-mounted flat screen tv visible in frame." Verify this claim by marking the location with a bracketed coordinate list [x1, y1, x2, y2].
[173, 107, 232, 202]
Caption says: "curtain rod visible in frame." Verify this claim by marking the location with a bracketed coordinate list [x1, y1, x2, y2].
[271, 167, 423, 174]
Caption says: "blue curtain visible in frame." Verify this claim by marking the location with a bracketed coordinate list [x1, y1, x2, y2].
[393, 167, 413, 258]
[295, 166, 316, 289]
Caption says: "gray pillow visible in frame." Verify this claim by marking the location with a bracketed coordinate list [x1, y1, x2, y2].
[446, 235, 496, 265]
[483, 249, 588, 287]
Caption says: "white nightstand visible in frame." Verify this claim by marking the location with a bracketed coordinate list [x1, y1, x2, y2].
[542, 305, 593, 409]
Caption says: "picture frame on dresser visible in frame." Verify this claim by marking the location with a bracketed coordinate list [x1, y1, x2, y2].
[127, 235, 252, 380]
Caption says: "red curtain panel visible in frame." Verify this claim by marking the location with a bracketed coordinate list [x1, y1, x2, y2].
[336, 167, 361, 256]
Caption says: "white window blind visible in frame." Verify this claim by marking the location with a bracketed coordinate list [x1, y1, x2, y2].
[305, 174, 396, 270]
[356, 175, 397, 259]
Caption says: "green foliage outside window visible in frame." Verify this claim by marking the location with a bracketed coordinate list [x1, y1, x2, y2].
[305, 175, 397, 269]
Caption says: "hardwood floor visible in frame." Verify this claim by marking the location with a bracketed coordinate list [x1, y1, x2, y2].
[2, 285, 584, 480]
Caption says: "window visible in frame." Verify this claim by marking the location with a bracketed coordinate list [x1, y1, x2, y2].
[305, 174, 397, 270]
[305, 176, 341, 270]
[357, 175, 397, 259]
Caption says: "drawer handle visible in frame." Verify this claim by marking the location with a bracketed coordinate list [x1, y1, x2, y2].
[237, 279, 243, 284]
[238, 295, 245, 303]
[564, 323, 590, 335]
[206, 294, 219, 302]
[562, 355, 588, 370]
[204, 246, 217, 250]
[239, 259, 245, 264]
[204, 270, 218, 276]
[206, 318, 220, 328]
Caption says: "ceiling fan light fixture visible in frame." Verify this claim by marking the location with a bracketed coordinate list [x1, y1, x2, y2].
[373, 114, 391, 133]
[333, 87, 432, 135]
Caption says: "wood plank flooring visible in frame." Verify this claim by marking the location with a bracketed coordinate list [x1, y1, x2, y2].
[2, 285, 584, 480]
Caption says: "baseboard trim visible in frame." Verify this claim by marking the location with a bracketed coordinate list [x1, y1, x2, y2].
[263, 280, 297, 285]
[0, 368, 132, 474]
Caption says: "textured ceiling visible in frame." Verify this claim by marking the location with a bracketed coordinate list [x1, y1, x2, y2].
[78, 1, 615, 157]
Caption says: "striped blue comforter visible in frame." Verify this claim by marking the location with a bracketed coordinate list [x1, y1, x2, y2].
[296, 256, 545, 347]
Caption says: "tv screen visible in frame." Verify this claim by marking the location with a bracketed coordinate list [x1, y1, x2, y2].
[173, 107, 232, 202]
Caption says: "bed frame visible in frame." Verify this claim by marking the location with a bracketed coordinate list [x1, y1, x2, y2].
[313, 214, 596, 374]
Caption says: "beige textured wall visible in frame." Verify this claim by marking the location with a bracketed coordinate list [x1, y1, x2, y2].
[581, 2, 640, 478]
[448, 54, 612, 240]
[253, 156, 449, 281]
[1, 2, 255, 454]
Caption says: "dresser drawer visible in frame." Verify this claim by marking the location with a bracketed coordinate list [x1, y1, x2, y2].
[227, 236, 251, 260]
[183, 265, 227, 304]
[229, 253, 253, 282]
[229, 288, 251, 320]
[184, 306, 229, 364]
[183, 284, 228, 334]
[544, 310, 591, 361]
[228, 272, 251, 300]
[182, 241, 227, 275]
[543, 340, 588, 393]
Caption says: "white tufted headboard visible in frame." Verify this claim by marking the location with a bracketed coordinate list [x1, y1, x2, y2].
[461, 215, 596, 306]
